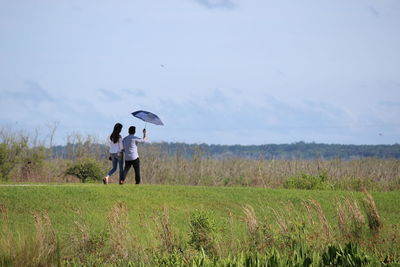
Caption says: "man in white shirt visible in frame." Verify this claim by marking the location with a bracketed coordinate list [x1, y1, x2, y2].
[120, 126, 147, 184]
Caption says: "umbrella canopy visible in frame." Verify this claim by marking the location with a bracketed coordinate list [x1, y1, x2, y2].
[131, 110, 164, 126]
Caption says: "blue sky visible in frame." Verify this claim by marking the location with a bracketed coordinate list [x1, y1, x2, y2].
[0, 0, 399, 145]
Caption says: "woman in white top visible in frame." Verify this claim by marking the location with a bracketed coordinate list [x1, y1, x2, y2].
[103, 123, 124, 184]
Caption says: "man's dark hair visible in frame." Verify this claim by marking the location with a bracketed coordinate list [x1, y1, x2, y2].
[129, 126, 136, 135]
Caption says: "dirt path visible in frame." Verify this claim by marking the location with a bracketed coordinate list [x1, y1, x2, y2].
[0, 184, 87, 187]
[0, 184, 60, 186]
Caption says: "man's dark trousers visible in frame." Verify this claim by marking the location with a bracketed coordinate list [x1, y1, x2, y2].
[122, 158, 141, 184]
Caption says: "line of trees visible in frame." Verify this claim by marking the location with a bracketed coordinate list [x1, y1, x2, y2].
[52, 141, 400, 160]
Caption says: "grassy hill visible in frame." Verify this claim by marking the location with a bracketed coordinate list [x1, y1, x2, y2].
[1, 184, 399, 265]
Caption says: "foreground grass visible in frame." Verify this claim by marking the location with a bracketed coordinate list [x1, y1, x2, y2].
[1, 184, 400, 266]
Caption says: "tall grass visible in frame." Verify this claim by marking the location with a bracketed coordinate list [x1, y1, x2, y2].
[1, 190, 399, 266]
[363, 190, 382, 236]
[302, 199, 332, 242]
[141, 153, 400, 190]
[0, 209, 60, 267]
[336, 197, 366, 241]
[243, 205, 260, 250]
[154, 206, 176, 253]
[1, 128, 400, 191]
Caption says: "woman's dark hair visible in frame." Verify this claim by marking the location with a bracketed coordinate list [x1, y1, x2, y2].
[110, 123, 123, 144]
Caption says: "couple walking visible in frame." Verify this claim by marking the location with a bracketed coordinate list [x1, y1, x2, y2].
[104, 123, 147, 185]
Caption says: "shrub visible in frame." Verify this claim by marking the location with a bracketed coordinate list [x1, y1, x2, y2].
[0, 144, 13, 181]
[283, 172, 332, 190]
[322, 243, 370, 266]
[334, 177, 380, 192]
[65, 158, 104, 183]
[20, 147, 46, 180]
[0, 135, 44, 182]
[188, 210, 217, 255]
[0, 138, 29, 181]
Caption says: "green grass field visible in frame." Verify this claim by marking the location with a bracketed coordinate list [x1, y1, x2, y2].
[1, 184, 400, 266]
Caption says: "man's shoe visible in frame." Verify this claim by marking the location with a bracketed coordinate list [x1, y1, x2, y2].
[119, 180, 125, 185]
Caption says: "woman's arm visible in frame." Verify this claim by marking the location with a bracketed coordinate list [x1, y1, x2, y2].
[118, 136, 124, 151]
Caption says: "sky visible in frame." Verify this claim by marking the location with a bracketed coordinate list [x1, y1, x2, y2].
[0, 0, 399, 145]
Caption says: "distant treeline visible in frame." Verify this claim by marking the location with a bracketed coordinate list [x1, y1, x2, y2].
[157, 141, 400, 160]
[52, 141, 400, 160]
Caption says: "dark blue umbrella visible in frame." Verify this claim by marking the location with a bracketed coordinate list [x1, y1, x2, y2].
[131, 110, 164, 126]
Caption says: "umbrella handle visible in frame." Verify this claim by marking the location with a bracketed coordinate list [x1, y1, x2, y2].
[143, 122, 147, 136]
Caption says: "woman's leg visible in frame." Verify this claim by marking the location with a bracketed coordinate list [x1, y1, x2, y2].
[107, 155, 118, 176]
[104, 154, 118, 184]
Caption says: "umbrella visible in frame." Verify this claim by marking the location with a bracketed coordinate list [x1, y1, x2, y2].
[131, 110, 164, 126]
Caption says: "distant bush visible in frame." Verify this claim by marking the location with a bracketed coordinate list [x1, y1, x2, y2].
[0, 144, 13, 181]
[333, 178, 380, 192]
[0, 140, 30, 181]
[284, 172, 383, 192]
[65, 158, 104, 183]
[19, 146, 46, 180]
[283, 172, 332, 190]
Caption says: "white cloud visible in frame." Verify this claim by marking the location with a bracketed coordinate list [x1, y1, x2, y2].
[194, 0, 235, 9]
[97, 88, 122, 101]
[122, 89, 146, 97]
[0, 81, 55, 104]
